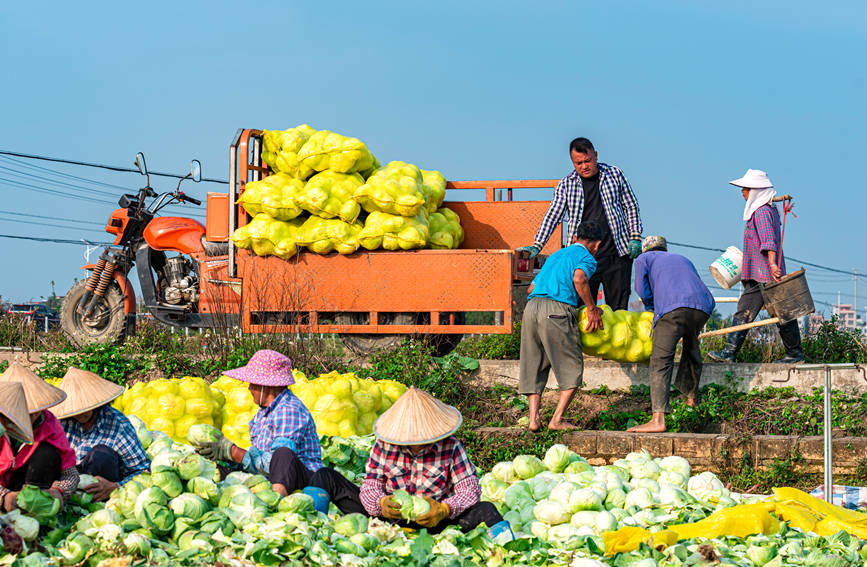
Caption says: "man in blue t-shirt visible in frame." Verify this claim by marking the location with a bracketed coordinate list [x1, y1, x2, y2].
[628, 236, 715, 433]
[519, 220, 605, 432]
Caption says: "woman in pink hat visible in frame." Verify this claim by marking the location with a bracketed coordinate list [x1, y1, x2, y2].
[193, 350, 322, 495]
[709, 169, 804, 364]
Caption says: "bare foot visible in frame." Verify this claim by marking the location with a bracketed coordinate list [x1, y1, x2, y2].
[528, 415, 542, 433]
[627, 420, 667, 433]
[548, 420, 578, 431]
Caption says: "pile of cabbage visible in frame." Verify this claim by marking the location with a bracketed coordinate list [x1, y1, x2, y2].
[231, 124, 464, 259]
[481, 446, 741, 544]
[113, 371, 406, 449]
[578, 306, 654, 364]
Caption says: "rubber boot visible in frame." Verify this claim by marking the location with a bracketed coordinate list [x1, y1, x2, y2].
[302, 486, 331, 514]
[487, 520, 515, 544]
[775, 321, 805, 364]
[708, 328, 748, 363]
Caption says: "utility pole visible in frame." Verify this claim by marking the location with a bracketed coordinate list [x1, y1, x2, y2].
[854, 269, 858, 317]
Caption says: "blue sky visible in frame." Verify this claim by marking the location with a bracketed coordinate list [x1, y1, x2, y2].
[0, 1, 864, 316]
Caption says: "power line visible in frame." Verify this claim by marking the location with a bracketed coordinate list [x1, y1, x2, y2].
[0, 155, 131, 191]
[0, 179, 117, 206]
[668, 240, 865, 279]
[0, 149, 227, 184]
[0, 216, 108, 233]
[0, 233, 113, 246]
[0, 210, 103, 227]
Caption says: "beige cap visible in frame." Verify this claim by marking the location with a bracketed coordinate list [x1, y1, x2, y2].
[0, 362, 67, 413]
[373, 387, 463, 445]
[52, 367, 125, 420]
[0, 382, 34, 443]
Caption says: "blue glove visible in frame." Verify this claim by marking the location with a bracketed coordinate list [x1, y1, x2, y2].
[516, 245, 541, 259]
[302, 486, 331, 514]
[627, 239, 642, 259]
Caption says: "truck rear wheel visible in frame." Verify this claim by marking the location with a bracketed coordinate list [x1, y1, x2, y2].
[337, 312, 463, 357]
[60, 279, 127, 347]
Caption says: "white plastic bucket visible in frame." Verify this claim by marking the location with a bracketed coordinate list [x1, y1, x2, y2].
[709, 246, 743, 289]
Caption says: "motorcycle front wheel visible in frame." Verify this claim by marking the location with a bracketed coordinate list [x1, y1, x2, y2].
[60, 279, 128, 347]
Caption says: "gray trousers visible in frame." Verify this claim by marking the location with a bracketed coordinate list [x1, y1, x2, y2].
[519, 297, 584, 395]
[650, 307, 709, 413]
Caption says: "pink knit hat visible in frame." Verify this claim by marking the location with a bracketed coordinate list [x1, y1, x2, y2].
[223, 350, 295, 386]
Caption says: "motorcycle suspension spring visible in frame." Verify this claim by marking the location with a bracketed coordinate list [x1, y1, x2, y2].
[93, 261, 117, 297]
[85, 258, 107, 292]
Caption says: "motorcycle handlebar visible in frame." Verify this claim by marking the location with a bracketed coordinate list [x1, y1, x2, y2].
[179, 193, 202, 206]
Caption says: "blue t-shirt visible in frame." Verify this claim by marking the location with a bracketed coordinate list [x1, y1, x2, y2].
[528, 243, 598, 307]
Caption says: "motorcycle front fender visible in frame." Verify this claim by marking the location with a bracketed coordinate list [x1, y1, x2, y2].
[81, 264, 137, 315]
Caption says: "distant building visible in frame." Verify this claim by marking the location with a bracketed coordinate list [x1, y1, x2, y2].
[832, 303, 864, 332]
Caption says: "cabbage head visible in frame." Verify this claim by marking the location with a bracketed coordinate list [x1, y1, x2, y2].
[333, 513, 369, 537]
[564, 460, 593, 474]
[134, 487, 175, 536]
[746, 543, 779, 566]
[178, 530, 210, 552]
[603, 465, 630, 483]
[595, 510, 618, 533]
[278, 493, 315, 515]
[218, 484, 252, 509]
[533, 499, 572, 525]
[529, 474, 558, 500]
[503, 510, 523, 532]
[77, 474, 98, 489]
[391, 490, 430, 520]
[659, 455, 690, 479]
[658, 470, 687, 488]
[176, 453, 218, 482]
[169, 493, 211, 521]
[222, 471, 252, 486]
[658, 482, 690, 507]
[150, 449, 183, 473]
[543, 444, 574, 473]
[569, 488, 603, 512]
[687, 471, 729, 505]
[122, 532, 151, 556]
[187, 477, 219, 506]
[628, 459, 660, 480]
[503, 481, 533, 509]
[513, 455, 546, 480]
[16, 485, 61, 526]
[5, 510, 39, 541]
[480, 475, 509, 502]
[569, 510, 599, 529]
[490, 461, 518, 483]
[151, 471, 183, 498]
[624, 487, 655, 509]
[546, 523, 583, 548]
[529, 520, 549, 541]
[223, 491, 267, 528]
[253, 487, 281, 508]
[58, 532, 94, 565]
[548, 481, 579, 508]
[631, 478, 660, 493]
[186, 423, 223, 447]
[604, 487, 627, 510]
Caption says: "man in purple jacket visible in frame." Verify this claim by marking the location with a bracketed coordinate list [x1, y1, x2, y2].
[628, 236, 715, 433]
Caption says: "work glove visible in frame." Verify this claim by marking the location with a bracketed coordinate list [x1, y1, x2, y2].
[627, 239, 642, 259]
[380, 496, 402, 521]
[415, 497, 450, 528]
[516, 245, 541, 259]
[196, 436, 235, 463]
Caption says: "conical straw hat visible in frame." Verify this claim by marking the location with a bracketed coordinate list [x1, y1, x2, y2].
[0, 382, 34, 443]
[52, 367, 125, 420]
[373, 387, 462, 445]
[0, 362, 67, 413]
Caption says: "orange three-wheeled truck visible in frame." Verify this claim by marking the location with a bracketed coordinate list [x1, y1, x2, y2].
[61, 129, 564, 355]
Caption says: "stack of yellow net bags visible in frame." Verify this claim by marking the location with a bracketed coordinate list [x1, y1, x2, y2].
[578, 306, 654, 363]
[231, 124, 463, 260]
[112, 371, 408, 449]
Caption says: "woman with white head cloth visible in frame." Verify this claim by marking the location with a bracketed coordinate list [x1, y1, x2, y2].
[709, 169, 804, 364]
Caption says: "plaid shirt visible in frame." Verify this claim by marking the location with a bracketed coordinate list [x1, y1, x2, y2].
[245, 388, 322, 474]
[534, 163, 642, 256]
[62, 406, 150, 486]
[359, 436, 480, 519]
[741, 204, 786, 283]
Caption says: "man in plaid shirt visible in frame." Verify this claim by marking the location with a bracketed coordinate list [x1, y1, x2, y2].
[308, 388, 506, 535]
[518, 137, 643, 311]
[194, 350, 323, 496]
[62, 405, 150, 500]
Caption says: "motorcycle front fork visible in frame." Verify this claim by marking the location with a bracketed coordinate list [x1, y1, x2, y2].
[77, 249, 120, 320]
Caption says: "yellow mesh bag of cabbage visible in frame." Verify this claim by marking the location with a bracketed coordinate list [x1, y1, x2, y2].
[295, 216, 363, 255]
[358, 210, 430, 251]
[578, 306, 653, 363]
[296, 130, 377, 179]
[238, 173, 305, 221]
[297, 171, 364, 223]
[261, 124, 316, 178]
[230, 213, 304, 260]
[421, 169, 447, 214]
[113, 376, 221, 443]
[353, 161, 427, 217]
[428, 207, 464, 249]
